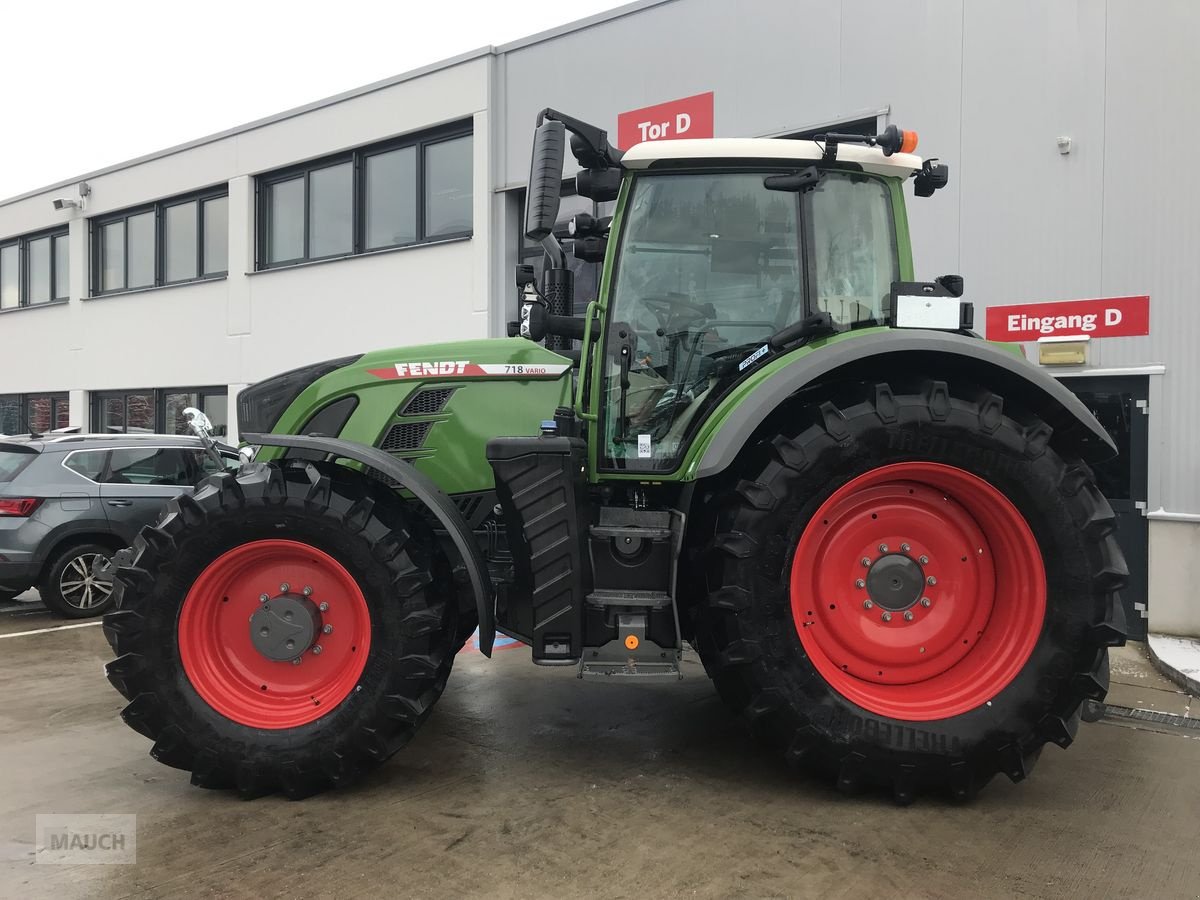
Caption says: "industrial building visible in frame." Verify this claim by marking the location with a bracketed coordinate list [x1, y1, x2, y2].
[1, 0, 1194, 637]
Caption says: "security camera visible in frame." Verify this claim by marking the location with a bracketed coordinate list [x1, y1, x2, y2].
[52, 198, 80, 211]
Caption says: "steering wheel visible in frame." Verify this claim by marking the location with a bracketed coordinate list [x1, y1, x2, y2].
[641, 293, 712, 325]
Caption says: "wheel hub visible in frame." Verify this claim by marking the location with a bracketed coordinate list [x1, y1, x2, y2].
[865, 553, 925, 611]
[789, 462, 1047, 721]
[177, 539, 371, 729]
[249, 593, 322, 661]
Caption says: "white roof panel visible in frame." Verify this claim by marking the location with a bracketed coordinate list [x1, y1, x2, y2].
[621, 138, 922, 177]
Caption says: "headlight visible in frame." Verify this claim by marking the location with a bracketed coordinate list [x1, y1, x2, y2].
[237, 355, 361, 436]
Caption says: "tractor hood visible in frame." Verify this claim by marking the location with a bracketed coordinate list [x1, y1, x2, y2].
[244, 338, 575, 496]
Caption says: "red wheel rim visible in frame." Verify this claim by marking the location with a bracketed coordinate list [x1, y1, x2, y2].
[178, 539, 371, 729]
[790, 462, 1046, 721]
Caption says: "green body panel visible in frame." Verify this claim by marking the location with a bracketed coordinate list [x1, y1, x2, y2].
[258, 338, 572, 495]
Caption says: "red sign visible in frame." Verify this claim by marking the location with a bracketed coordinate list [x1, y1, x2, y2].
[985, 295, 1150, 341]
[617, 91, 714, 149]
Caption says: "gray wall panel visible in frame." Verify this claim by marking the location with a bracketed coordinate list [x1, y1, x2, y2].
[1101, 0, 1200, 512]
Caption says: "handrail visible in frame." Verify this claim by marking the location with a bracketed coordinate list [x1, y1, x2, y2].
[575, 300, 600, 422]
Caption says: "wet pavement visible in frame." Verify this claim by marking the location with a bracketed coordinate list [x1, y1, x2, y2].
[2, 593, 1200, 899]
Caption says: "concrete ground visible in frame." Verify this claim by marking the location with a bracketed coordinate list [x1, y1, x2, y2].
[2, 592, 1200, 900]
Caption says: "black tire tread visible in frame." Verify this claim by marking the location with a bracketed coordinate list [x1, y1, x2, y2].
[103, 459, 457, 798]
[696, 379, 1126, 802]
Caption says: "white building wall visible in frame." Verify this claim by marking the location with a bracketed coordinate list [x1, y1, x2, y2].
[0, 55, 492, 404]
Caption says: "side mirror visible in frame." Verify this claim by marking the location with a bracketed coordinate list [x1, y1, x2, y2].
[525, 120, 566, 241]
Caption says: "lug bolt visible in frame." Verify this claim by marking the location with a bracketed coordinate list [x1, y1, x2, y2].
[319, 602, 329, 612]
[881, 612, 892, 622]
[863, 599, 874, 610]
[302, 585, 313, 597]
[279, 582, 290, 593]
[259, 593, 269, 603]
[903, 610, 914, 621]
[312, 645, 323, 655]
[919, 646, 927, 654]
[919, 555, 929, 565]
[855, 579, 866, 589]
[878, 543, 889, 554]
[285, 639, 295, 650]
[927, 576, 937, 586]
[861, 557, 872, 567]
[900, 543, 911, 553]
[291, 658, 302, 666]
[323, 624, 333, 634]
[920, 597, 932, 608]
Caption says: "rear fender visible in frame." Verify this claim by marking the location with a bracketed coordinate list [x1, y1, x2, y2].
[245, 433, 495, 656]
[691, 330, 1115, 480]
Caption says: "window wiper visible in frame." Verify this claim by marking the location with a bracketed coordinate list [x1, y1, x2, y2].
[768, 311, 836, 350]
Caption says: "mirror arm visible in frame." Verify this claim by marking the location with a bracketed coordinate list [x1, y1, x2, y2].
[537, 108, 624, 169]
[540, 234, 567, 269]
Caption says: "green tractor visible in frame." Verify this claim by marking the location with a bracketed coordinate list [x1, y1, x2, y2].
[103, 110, 1126, 802]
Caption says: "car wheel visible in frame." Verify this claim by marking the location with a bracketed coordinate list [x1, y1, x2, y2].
[41, 543, 117, 619]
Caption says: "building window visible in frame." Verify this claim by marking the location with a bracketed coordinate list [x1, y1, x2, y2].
[0, 228, 70, 310]
[91, 387, 228, 436]
[90, 187, 228, 296]
[0, 392, 70, 435]
[256, 122, 472, 270]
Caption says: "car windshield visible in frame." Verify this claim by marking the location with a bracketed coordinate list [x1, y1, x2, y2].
[600, 169, 897, 472]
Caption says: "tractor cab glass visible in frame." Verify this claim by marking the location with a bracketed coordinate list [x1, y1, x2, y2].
[601, 169, 898, 472]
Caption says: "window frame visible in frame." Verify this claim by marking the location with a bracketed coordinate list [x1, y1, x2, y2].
[0, 391, 70, 434]
[89, 386, 228, 435]
[255, 121, 473, 271]
[0, 227, 70, 310]
[89, 185, 229, 297]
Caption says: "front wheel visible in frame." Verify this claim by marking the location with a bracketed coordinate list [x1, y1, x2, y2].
[103, 461, 458, 798]
[694, 380, 1126, 802]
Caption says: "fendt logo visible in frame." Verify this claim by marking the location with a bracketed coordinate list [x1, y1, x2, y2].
[366, 361, 572, 381]
[394, 361, 470, 378]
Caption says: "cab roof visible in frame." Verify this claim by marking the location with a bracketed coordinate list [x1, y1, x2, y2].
[621, 138, 922, 178]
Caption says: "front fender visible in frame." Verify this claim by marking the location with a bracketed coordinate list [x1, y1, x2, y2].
[689, 330, 1115, 480]
[245, 432, 495, 656]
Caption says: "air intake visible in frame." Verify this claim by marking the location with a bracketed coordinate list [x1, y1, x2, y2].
[379, 421, 433, 452]
[400, 387, 455, 417]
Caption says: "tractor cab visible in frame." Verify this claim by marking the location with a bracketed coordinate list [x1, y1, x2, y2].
[512, 110, 950, 474]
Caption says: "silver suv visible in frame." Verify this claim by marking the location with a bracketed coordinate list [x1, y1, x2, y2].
[0, 434, 239, 618]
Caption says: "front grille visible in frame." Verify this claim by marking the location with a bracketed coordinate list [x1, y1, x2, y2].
[400, 387, 455, 417]
[379, 421, 433, 452]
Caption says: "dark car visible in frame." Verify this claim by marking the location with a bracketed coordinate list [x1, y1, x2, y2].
[0, 434, 240, 618]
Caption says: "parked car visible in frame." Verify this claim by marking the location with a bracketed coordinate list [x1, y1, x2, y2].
[0, 434, 240, 618]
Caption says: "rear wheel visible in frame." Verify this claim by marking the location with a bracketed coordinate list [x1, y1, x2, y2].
[694, 380, 1126, 802]
[103, 460, 457, 798]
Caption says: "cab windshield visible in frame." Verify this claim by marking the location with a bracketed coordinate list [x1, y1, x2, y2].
[601, 169, 897, 472]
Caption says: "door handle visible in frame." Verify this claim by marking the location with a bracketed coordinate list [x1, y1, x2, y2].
[106, 500, 134, 507]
